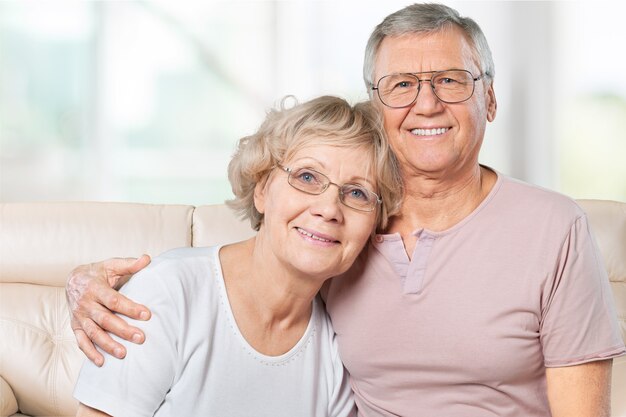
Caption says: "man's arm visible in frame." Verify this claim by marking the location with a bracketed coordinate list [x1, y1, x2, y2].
[66, 255, 152, 366]
[546, 359, 613, 417]
[76, 403, 112, 417]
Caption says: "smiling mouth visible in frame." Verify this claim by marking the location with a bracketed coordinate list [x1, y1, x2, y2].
[410, 127, 449, 136]
[296, 227, 338, 243]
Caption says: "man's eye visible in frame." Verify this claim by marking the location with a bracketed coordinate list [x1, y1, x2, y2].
[439, 77, 457, 84]
[396, 81, 414, 88]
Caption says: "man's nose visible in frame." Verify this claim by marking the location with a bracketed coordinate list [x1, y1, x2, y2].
[411, 79, 443, 112]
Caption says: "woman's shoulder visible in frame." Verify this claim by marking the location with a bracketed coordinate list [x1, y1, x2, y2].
[154, 245, 214, 264]
[120, 246, 219, 302]
[143, 246, 214, 275]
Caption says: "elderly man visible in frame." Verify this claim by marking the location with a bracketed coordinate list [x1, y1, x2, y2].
[67, 3, 624, 416]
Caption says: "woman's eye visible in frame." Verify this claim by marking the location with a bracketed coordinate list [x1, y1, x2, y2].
[352, 189, 365, 199]
[296, 170, 319, 184]
[344, 185, 370, 201]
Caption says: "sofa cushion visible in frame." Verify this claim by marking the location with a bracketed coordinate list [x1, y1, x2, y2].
[0, 202, 198, 416]
[0, 375, 18, 416]
[0, 202, 195, 286]
[0, 284, 82, 416]
[192, 204, 255, 247]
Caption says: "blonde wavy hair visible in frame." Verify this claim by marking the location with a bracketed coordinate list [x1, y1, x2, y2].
[227, 95, 402, 232]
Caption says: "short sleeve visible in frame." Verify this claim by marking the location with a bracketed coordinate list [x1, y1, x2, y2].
[73, 263, 180, 417]
[540, 215, 625, 367]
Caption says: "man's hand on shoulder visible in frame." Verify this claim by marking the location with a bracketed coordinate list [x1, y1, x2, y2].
[66, 255, 152, 366]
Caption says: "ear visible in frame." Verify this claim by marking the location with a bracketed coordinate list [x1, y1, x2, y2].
[253, 178, 267, 215]
[486, 82, 497, 122]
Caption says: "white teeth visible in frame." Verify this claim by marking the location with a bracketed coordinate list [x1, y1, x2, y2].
[297, 228, 332, 242]
[411, 127, 448, 136]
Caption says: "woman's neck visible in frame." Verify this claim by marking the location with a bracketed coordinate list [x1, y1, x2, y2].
[218, 238, 318, 356]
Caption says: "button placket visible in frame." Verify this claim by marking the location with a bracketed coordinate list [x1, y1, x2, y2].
[403, 232, 436, 294]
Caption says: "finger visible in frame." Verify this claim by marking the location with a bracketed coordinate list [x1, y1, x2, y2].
[93, 307, 146, 344]
[106, 254, 151, 277]
[74, 328, 105, 367]
[81, 318, 127, 359]
[126, 254, 151, 275]
[101, 289, 151, 321]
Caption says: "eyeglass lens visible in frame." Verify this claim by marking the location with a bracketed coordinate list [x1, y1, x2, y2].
[287, 167, 378, 211]
[377, 70, 476, 107]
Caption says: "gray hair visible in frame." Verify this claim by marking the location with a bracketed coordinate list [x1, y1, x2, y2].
[363, 3, 495, 94]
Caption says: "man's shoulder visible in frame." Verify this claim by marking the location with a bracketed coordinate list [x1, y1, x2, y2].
[497, 174, 584, 219]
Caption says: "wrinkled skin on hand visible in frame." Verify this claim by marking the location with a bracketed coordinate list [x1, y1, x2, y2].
[66, 255, 152, 366]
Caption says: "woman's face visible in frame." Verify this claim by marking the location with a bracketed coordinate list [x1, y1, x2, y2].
[254, 143, 378, 282]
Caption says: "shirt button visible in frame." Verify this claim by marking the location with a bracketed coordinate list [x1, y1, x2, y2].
[375, 235, 384, 243]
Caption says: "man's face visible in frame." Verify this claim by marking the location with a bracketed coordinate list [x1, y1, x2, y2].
[373, 27, 497, 180]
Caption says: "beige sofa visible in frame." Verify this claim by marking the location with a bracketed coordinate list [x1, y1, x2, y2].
[1, 200, 624, 417]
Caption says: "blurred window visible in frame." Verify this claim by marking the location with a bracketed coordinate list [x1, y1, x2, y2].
[1, 1, 623, 205]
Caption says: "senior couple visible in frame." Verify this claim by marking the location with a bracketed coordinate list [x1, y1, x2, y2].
[69, 3, 625, 417]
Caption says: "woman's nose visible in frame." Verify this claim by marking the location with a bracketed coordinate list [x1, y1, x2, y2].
[309, 185, 344, 222]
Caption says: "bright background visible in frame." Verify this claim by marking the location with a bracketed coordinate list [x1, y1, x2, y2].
[1, 0, 625, 205]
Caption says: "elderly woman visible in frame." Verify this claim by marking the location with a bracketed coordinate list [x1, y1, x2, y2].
[73, 95, 402, 417]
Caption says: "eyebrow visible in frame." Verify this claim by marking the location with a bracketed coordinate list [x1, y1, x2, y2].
[288, 157, 377, 188]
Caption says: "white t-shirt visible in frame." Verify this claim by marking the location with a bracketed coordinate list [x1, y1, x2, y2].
[74, 246, 355, 417]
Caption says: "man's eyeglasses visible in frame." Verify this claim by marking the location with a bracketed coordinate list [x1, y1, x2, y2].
[372, 69, 483, 108]
[277, 165, 381, 212]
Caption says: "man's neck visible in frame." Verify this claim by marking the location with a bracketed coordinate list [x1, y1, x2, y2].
[387, 165, 497, 235]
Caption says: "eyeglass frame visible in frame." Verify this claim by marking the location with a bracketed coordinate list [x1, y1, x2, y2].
[276, 164, 382, 212]
[371, 69, 484, 108]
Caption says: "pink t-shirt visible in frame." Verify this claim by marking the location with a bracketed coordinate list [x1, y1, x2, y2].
[324, 172, 625, 417]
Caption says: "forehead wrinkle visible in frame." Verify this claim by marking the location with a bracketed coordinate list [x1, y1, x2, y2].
[375, 28, 482, 80]
[286, 155, 326, 170]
